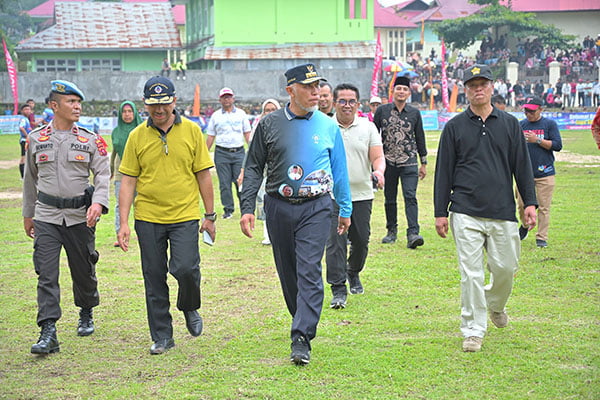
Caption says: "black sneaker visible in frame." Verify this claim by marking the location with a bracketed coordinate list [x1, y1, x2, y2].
[519, 225, 528, 240]
[222, 212, 232, 219]
[290, 336, 310, 365]
[347, 273, 364, 295]
[330, 293, 347, 309]
[536, 239, 548, 248]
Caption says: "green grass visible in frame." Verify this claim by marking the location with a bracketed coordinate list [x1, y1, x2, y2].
[0, 130, 598, 399]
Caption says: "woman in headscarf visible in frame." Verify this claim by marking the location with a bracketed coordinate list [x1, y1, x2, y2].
[111, 101, 143, 246]
[238, 98, 281, 245]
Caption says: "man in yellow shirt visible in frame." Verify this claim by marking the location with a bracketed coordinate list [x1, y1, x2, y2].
[117, 76, 216, 355]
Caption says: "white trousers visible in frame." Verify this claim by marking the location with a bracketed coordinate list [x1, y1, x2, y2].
[450, 212, 521, 338]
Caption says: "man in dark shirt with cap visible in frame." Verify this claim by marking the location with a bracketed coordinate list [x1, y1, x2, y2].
[373, 75, 428, 249]
[434, 64, 538, 353]
[517, 96, 562, 248]
[23, 80, 110, 354]
[240, 63, 352, 365]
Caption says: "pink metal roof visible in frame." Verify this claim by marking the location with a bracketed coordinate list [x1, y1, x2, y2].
[204, 42, 376, 60]
[17, 2, 181, 51]
[375, 0, 483, 28]
[416, 0, 483, 22]
[28, 0, 185, 26]
[499, 0, 600, 12]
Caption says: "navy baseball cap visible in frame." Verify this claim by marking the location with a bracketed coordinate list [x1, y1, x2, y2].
[143, 76, 176, 105]
[51, 80, 85, 101]
[285, 63, 326, 86]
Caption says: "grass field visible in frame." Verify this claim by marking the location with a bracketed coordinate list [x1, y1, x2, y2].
[0, 129, 598, 399]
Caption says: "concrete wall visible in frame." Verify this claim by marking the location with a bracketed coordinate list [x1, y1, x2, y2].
[0, 69, 373, 106]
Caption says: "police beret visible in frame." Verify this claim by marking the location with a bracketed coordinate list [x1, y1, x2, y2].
[51, 80, 85, 101]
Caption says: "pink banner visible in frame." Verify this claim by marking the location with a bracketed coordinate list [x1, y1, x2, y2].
[349, 0, 355, 19]
[370, 30, 383, 98]
[2, 39, 18, 115]
[441, 39, 449, 111]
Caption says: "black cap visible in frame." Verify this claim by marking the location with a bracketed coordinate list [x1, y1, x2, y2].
[463, 64, 493, 84]
[523, 96, 543, 110]
[284, 63, 326, 86]
[143, 76, 176, 105]
[393, 75, 411, 88]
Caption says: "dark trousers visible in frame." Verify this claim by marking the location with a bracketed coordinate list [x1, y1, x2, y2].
[326, 199, 373, 294]
[33, 220, 99, 326]
[383, 163, 420, 236]
[264, 194, 332, 342]
[135, 219, 201, 342]
[214, 146, 245, 214]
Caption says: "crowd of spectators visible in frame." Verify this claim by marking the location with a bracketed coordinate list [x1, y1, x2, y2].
[374, 34, 600, 111]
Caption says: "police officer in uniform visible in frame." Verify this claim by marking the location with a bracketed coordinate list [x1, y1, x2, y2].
[22, 80, 110, 354]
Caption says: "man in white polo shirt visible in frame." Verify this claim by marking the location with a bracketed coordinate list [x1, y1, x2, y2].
[206, 88, 251, 219]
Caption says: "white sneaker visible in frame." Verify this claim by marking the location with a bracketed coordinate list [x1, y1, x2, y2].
[261, 238, 271, 245]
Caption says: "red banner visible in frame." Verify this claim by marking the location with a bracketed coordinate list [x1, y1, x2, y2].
[370, 30, 383, 98]
[2, 39, 18, 115]
[441, 39, 449, 111]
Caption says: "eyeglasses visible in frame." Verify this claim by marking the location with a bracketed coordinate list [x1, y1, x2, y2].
[523, 108, 539, 114]
[336, 99, 358, 106]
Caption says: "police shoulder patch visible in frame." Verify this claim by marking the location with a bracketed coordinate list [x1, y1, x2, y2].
[94, 135, 108, 156]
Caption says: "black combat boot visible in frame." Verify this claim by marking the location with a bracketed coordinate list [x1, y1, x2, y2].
[31, 320, 59, 354]
[77, 308, 95, 336]
[381, 228, 397, 244]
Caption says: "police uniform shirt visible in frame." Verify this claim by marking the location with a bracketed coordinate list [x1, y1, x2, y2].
[240, 105, 352, 218]
[22, 123, 110, 226]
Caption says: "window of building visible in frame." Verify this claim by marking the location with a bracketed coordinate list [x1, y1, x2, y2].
[345, 0, 367, 19]
[36, 59, 76, 72]
[81, 59, 121, 71]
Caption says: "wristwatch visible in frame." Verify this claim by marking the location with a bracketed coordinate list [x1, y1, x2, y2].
[204, 212, 217, 221]
[536, 138, 542, 145]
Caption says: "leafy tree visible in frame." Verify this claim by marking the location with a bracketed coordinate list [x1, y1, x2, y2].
[433, 4, 575, 50]
[0, 0, 35, 46]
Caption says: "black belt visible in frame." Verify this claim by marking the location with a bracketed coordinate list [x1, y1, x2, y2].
[216, 146, 243, 153]
[38, 191, 87, 209]
[270, 192, 328, 205]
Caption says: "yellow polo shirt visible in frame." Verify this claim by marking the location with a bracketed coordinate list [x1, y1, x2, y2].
[119, 115, 214, 223]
